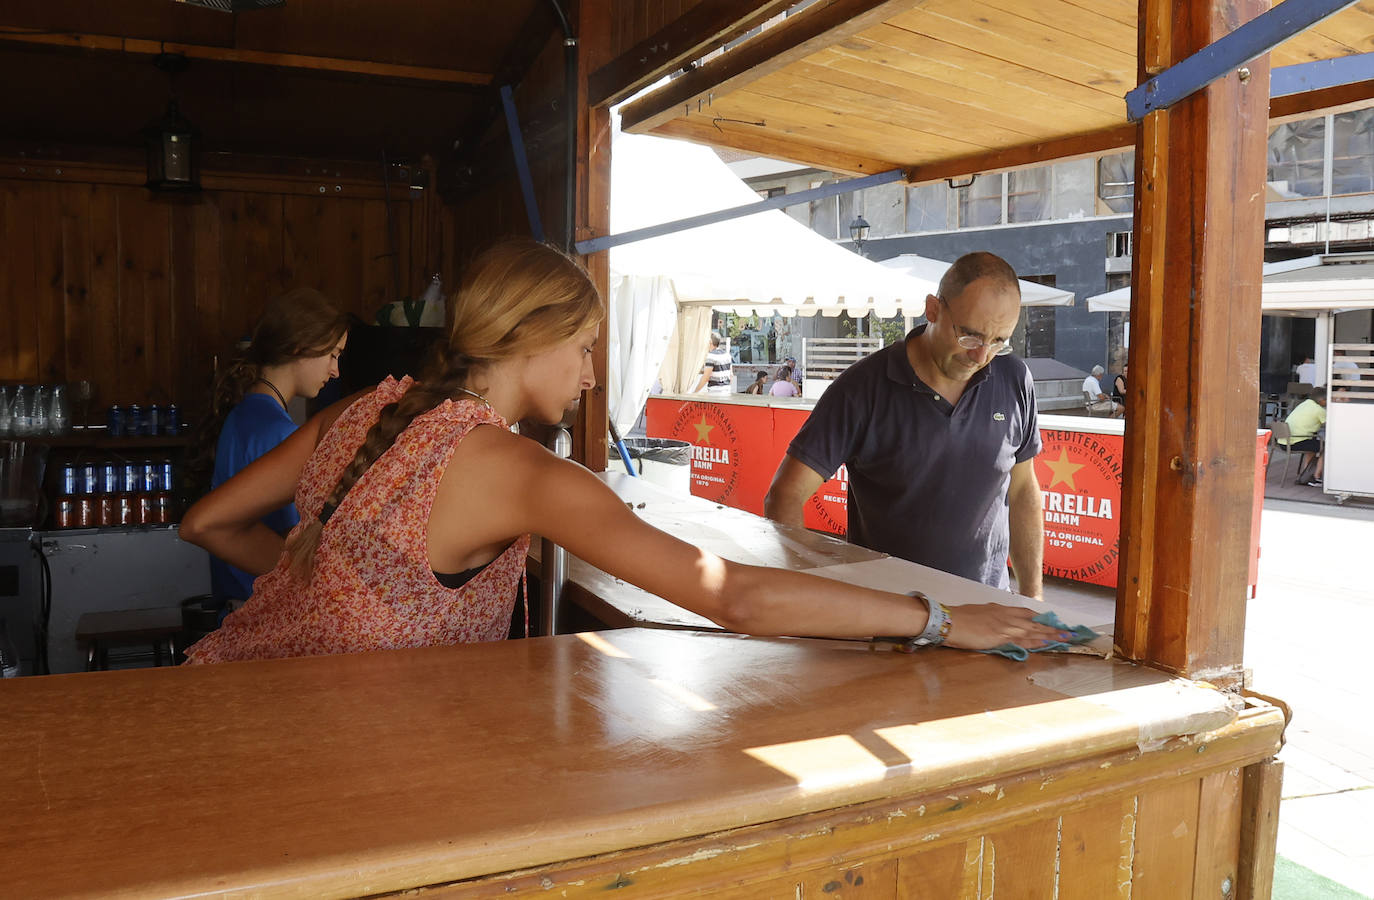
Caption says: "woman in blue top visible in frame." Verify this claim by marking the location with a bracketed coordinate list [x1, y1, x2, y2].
[195, 288, 350, 605]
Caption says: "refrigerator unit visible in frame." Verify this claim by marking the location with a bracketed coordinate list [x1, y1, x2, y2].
[38, 526, 210, 674]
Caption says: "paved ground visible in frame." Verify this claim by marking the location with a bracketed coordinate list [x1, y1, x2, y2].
[1040, 493, 1374, 898]
[1247, 499, 1374, 898]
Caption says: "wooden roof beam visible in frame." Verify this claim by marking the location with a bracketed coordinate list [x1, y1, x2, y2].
[651, 116, 896, 176]
[0, 29, 492, 86]
[589, 0, 794, 109]
[1270, 76, 1374, 121]
[904, 126, 1138, 185]
[619, 0, 925, 135]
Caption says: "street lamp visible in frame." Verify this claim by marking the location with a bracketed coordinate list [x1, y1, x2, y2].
[849, 215, 870, 257]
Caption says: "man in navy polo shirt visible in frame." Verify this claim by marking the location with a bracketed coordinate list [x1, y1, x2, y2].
[764, 252, 1044, 599]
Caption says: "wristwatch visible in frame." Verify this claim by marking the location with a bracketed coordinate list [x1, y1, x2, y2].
[875, 591, 953, 652]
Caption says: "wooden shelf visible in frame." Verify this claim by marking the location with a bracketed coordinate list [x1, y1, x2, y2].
[12, 430, 192, 450]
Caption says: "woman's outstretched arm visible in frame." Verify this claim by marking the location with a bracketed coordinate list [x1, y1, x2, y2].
[452, 427, 1064, 650]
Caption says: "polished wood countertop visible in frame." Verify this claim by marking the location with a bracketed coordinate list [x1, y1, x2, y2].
[0, 628, 1253, 899]
[531, 472, 884, 630]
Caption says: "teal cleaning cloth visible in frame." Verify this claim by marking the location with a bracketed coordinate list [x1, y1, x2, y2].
[981, 611, 1099, 662]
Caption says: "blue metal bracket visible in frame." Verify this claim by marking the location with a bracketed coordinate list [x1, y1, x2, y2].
[574, 168, 903, 256]
[1271, 51, 1374, 97]
[501, 84, 545, 244]
[1125, 0, 1361, 121]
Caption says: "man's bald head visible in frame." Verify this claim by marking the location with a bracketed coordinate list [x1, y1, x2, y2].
[938, 252, 1021, 305]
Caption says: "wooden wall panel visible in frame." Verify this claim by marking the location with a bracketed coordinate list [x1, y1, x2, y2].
[1132, 778, 1202, 899]
[33, 185, 64, 385]
[610, 0, 710, 56]
[7, 185, 41, 380]
[983, 818, 1059, 899]
[1058, 796, 1136, 899]
[190, 197, 224, 393]
[897, 839, 983, 897]
[1192, 767, 1244, 899]
[86, 185, 121, 415]
[56, 185, 92, 389]
[0, 158, 439, 424]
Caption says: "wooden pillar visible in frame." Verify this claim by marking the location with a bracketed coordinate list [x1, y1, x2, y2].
[574, 0, 612, 472]
[1116, 0, 1271, 682]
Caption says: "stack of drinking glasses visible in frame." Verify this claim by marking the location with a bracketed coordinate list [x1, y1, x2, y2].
[0, 384, 74, 438]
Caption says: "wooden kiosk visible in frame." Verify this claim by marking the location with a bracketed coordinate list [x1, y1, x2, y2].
[3, 1, 1372, 897]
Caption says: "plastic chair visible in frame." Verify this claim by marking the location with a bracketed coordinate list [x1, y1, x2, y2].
[1083, 390, 1111, 416]
[1267, 420, 1295, 483]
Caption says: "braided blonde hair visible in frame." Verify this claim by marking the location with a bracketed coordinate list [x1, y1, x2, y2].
[284, 239, 604, 578]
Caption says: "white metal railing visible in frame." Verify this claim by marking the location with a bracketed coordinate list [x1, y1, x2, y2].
[802, 337, 883, 382]
[1325, 342, 1374, 499]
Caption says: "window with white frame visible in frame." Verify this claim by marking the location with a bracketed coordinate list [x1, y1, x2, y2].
[905, 183, 949, 232]
[1267, 117, 1326, 198]
[1097, 151, 1135, 214]
[957, 173, 1004, 227]
[1332, 108, 1374, 196]
[1008, 166, 1053, 223]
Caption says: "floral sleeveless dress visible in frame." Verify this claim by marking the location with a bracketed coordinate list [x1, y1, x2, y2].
[185, 377, 529, 664]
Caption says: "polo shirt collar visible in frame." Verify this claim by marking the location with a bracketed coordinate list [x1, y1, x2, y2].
[886, 325, 992, 396]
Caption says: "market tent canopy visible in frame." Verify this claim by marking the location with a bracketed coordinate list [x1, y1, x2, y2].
[610, 127, 936, 320]
[1085, 255, 1374, 314]
[876, 254, 1075, 307]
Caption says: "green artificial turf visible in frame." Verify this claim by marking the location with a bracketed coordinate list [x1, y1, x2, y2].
[1272, 855, 1371, 899]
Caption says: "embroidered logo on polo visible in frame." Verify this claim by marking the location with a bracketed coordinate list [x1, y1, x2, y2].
[993, 412, 1006, 421]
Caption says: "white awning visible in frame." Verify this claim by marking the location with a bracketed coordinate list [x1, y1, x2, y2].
[877, 254, 1074, 307]
[1085, 255, 1374, 314]
[610, 127, 938, 319]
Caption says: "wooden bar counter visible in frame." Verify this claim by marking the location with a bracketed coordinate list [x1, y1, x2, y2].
[2, 625, 1283, 898]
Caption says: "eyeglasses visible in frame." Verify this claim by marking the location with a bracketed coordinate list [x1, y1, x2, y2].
[938, 297, 1013, 356]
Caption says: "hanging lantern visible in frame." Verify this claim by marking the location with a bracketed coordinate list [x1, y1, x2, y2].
[144, 55, 200, 192]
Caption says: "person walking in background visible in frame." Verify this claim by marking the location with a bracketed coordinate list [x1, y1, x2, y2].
[693, 331, 734, 395]
[190, 288, 350, 609]
[769, 366, 799, 397]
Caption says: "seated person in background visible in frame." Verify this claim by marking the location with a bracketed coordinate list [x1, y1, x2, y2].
[1112, 364, 1127, 408]
[744, 371, 768, 395]
[1082, 365, 1121, 416]
[1281, 389, 1327, 486]
[784, 356, 803, 387]
[181, 240, 1066, 663]
[769, 366, 799, 397]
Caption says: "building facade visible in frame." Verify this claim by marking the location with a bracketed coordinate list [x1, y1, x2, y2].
[734, 103, 1374, 388]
